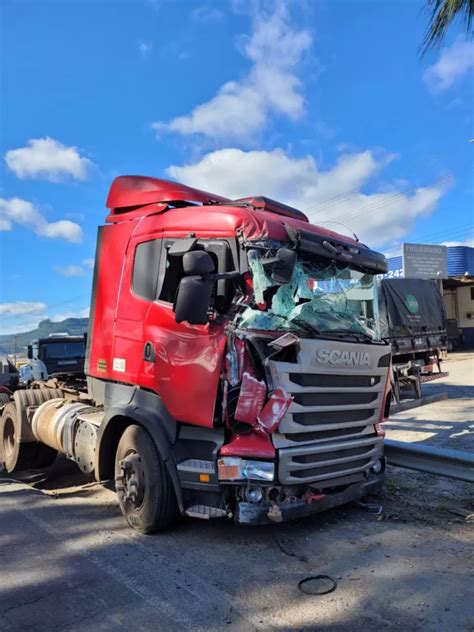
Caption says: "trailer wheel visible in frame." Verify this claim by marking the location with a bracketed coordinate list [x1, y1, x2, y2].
[114, 424, 178, 534]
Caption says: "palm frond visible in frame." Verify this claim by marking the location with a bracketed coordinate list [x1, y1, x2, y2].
[421, 0, 474, 54]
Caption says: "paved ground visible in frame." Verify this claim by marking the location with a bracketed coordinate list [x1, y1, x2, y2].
[385, 353, 474, 451]
[1, 354, 473, 632]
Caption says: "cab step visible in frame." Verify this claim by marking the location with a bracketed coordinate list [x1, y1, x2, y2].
[185, 505, 227, 519]
[177, 459, 216, 474]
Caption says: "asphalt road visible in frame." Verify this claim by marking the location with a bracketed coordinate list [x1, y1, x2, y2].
[1, 355, 473, 632]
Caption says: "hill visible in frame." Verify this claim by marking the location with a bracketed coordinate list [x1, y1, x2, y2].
[0, 318, 89, 355]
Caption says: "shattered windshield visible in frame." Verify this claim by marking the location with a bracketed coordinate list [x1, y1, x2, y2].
[238, 248, 380, 341]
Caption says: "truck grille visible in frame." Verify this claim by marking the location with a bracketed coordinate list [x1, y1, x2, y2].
[278, 437, 383, 484]
[269, 339, 389, 485]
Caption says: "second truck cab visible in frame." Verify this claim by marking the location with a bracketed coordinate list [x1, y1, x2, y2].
[21, 334, 86, 382]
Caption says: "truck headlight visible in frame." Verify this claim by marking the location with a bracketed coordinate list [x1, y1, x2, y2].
[217, 457, 274, 482]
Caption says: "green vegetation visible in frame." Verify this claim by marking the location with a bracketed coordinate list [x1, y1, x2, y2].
[0, 318, 88, 355]
[422, 0, 473, 52]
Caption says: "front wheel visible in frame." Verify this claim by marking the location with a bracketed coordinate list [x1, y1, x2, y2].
[114, 424, 178, 534]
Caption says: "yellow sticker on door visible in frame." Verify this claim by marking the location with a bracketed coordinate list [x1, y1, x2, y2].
[113, 357, 126, 372]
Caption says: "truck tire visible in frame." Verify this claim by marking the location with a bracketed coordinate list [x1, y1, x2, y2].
[114, 424, 178, 534]
[14, 387, 63, 443]
[31, 443, 58, 469]
[0, 393, 11, 409]
[0, 392, 60, 472]
[0, 403, 38, 473]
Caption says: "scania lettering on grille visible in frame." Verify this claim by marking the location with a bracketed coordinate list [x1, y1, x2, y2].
[315, 349, 370, 366]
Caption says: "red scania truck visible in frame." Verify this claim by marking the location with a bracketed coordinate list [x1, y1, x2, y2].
[0, 176, 391, 533]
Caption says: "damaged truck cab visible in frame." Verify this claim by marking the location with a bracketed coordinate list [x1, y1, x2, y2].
[0, 176, 391, 532]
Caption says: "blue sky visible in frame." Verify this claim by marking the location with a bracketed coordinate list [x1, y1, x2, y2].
[1, 0, 473, 334]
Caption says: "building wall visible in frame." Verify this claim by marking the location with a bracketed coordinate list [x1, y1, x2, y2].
[443, 285, 474, 348]
[456, 286, 474, 346]
[456, 286, 474, 328]
[443, 290, 457, 320]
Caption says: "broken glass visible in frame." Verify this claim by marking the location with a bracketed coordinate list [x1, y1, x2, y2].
[238, 248, 380, 340]
[247, 249, 275, 304]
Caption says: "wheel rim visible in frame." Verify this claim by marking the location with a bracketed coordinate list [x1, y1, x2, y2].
[3, 417, 15, 459]
[116, 449, 146, 510]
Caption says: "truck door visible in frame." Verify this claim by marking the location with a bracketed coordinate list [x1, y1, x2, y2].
[113, 235, 227, 429]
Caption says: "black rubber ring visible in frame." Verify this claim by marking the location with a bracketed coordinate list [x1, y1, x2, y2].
[298, 575, 337, 595]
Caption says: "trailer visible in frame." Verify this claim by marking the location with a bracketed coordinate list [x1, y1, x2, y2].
[378, 278, 448, 402]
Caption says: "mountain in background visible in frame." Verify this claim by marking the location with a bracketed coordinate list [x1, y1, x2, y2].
[0, 318, 89, 355]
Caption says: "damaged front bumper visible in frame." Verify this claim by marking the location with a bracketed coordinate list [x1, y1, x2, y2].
[235, 474, 385, 525]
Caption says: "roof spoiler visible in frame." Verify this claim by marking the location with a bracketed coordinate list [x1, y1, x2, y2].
[106, 176, 230, 213]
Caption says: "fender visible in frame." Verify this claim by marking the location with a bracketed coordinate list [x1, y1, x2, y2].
[94, 382, 183, 512]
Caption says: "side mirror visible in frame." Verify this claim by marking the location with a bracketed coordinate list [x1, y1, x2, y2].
[27, 345, 33, 359]
[262, 248, 297, 284]
[174, 276, 213, 324]
[183, 250, 215, 275]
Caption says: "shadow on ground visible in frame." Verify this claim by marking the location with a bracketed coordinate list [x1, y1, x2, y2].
[1, 456, 472, 632]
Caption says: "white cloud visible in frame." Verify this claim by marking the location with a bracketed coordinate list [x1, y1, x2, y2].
[0, 197, 83, 243]
[192, 5, 224, 22]
[0, 303, 90, 335]
[0, 302, 47, 316]
[54, 259, 94, 276]
[167, 147, 449, 248]
[0, 316, 49, 335]
[51, 307, 90, 322]
[441, 238, 474, 248]
[168, 148, 388, 201]
[4, 137, 92, 181]
[153, 5, 311, 142]
[53, 264, 86, 277]
[40, 220, 83, 242]
[423, 39, 474, 93]
[138, 40, 152, 58]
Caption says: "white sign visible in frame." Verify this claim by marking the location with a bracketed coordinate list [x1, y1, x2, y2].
[113, 357, 126, 372]
[402, 243, 448, 279]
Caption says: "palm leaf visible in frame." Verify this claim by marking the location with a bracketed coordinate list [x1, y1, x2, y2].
[421, 0, 474, 54]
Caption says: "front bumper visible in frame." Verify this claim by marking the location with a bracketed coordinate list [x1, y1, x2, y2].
[235, 473, 384, 525]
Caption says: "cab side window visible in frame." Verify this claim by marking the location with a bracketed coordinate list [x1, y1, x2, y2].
[157, 239, 236, 310]
[132, 238, 238, 309]
[132, 239, 162, 301]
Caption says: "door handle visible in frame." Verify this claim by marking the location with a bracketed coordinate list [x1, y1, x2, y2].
[143, 342, 155, 362]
